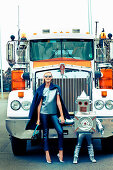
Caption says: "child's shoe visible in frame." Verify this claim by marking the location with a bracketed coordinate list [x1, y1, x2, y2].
[73, 156, 78, 164]
[90, 156, 96, 163]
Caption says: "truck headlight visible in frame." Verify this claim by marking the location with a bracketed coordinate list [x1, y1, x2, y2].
[94, 100, 104, 110]
[10, 100, 21, 110]
[105, 100, 113, 110]
[21, 101, 31, 111]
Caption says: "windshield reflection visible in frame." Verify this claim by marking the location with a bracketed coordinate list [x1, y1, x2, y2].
[30, 39, 94, 61]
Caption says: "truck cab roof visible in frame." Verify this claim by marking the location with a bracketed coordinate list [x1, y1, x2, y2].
[29, 33, 94, 40]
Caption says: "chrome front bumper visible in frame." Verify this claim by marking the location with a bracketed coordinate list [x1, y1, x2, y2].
[5, 118, 34, 139]
[6, 117, 113, 139]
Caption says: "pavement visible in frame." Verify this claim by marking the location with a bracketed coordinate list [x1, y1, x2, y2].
[0, 92, 9, 99]
[1, 98, 113, 170]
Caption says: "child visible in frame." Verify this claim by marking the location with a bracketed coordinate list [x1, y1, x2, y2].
[73, 91, 104, 164]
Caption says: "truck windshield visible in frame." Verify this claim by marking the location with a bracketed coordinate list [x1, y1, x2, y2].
[30, 39, 94, 61]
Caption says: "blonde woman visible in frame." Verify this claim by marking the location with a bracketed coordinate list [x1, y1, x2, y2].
[26, 72, 71, 163]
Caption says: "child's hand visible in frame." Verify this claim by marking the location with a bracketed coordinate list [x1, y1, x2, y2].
[100, 128, 104, 135]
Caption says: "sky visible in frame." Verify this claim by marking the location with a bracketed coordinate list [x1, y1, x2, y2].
[0, 0, 113, 70]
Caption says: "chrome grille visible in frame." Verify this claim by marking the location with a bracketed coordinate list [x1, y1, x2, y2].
[37, 78, 91, 112]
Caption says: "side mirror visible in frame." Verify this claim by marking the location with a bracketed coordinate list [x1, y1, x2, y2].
[22, 72, 30, 80]
[6, 43, 14, 62]
[95, 71, 102, 79]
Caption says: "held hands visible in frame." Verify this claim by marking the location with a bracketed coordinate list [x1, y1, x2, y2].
[59, 116, 65, 124]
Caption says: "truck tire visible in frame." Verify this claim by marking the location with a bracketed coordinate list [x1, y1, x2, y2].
[101, 136, 113, 153]
[11, 136, 27, 156]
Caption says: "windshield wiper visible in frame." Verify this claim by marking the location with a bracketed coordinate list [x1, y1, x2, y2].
[64, 48, 73, 58]
[49, 48, 58, 59]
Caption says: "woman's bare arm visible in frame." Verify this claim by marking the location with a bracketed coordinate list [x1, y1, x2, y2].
[36, 98, 42, 125]
[57, 94, 65, 124]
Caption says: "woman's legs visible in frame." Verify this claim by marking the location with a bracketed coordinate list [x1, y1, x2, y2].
[40, 114, 51, 162]
[45, 150, 51, 163]
[51, 114, 63, 161]
[40, 114, 63, 162]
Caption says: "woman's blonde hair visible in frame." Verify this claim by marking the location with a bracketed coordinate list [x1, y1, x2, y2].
[43, 72, 53, 83]
[44, 72, 52, 77]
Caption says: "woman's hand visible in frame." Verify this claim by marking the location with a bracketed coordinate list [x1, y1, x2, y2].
[57, 95, 65, 124]
[59, 116, 65, 124]
[36, 120, 40, 125]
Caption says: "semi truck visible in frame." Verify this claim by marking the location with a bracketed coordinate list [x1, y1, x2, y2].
[5, 29, 113, 155]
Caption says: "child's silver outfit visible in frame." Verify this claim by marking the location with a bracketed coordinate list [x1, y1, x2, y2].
[73, 118, 104, 164]
[73, 91, 104, 164]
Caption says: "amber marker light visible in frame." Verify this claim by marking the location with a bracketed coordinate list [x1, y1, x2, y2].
[101, 32, 106, 39]
[101, 91, 107, 98]
[33, 33, 37, 35]
[21, 33, 27, 39]
[18, 92, 24, 98]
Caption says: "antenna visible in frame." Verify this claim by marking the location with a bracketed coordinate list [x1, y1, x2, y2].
[88, 0, 92, 34]
[18, 5, 20, 41]
[0, 27, 3, 98]
[95, 21, 99, 38]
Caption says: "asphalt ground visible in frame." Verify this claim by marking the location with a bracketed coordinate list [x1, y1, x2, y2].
[0, 98, 113, 170]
